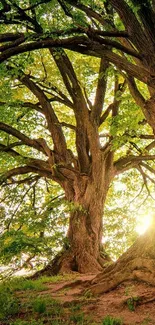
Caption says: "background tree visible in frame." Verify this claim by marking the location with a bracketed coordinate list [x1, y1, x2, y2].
[0, 1, 155, 283]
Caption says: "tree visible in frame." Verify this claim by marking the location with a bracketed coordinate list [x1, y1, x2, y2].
[1, 1, 155, 130]
[0, 1, 155, 280]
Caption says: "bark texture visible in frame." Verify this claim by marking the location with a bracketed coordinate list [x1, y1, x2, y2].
[88, 222, 155, 294]
[33, 153, 114, 276]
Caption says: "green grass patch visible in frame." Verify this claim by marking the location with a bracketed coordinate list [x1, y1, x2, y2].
[0, 275, 124, 325]
[0, 277, 47, 293]
[102, 315, 123, 325]
[0, 274, 78, 294]
[0, 287, 19, 320]
[22, 294, 64, 318]
[11, 320, 44, 325]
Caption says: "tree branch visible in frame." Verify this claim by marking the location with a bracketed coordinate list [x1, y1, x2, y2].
[0, 143, 21, 156]
[0, 122, 47, 155]
[100, 103, 113, 125]
[136, 165, 155, 199]
[49, 48, 91, 173]
[130, 0, 155, 43]
[0, 32, 23, 42]
[0, 166, 41, 185]
[91, 58, 109, 125]
[22, 0, 50, 11]
[137, 165, 151, 194]
[89, 33, 141, 59]
[38, 82, 74, 109]
[60, 122, 76, 130]
[0, 100, 42, 113]
[141, 161, 155, 176]
[115, 154, 155, 174]
[0, 36, 150, 87]
[109, 0, 149, 53]
[19, 73, 68, 160]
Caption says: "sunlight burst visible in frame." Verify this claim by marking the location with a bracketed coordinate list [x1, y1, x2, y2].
[136, 214, 153, 235]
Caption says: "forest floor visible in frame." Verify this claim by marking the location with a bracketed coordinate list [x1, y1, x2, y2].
[1, 273, 155, 325]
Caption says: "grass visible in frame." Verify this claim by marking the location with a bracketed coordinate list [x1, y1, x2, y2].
[11, 321, 44, 325]
[102, 316, 123, 325]
[0, 274, 125, 325]
[0, 274, 76, 293]
[126, 296, 140, 311]
[0, 287, 19, 320]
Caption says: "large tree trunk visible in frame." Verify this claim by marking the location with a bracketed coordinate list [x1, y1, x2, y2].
[88, 221, 155, 294]
[34, 153, 114, 277]
[37, 187, 109, 276]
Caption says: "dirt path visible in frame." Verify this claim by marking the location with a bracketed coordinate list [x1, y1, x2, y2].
[13, 273, 155, 325]
[30, 274, 155, 324]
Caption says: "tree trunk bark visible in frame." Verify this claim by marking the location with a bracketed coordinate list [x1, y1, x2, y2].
[88, 221, 155, 294]
[37, 187, 109, 276]
[33, 153, 114, 277]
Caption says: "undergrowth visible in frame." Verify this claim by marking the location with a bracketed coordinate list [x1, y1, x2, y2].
[102, 315, 123, 325]
[0, 275, 125, 325]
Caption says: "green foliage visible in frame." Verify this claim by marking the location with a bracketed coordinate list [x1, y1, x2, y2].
[102, 315, 123, 325]
[11, 321, 44, 325]
[69, 302, 85, 324]
[70, 303, 82, 312]
[126, 296, 140, 311]
[0, 287, 19, 320]
[7, 278, 47, 291]
[0, 181, 68, 270]
[70, 311, 85, 323]
[32, 297, 47, 313]
[0, 0, 155, 275]
[0, 275, 76, 296]
[110, 100, 144, 150]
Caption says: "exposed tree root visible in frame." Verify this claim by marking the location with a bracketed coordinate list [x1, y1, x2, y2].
[88, 225, 155, 295]
[31, 250, 77, 278]
[31, 248, 109, 279]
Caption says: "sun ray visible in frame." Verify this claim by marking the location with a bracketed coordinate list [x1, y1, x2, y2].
[136, 214, 153, 235]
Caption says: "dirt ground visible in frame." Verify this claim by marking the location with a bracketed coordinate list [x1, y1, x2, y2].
[31, 273, 155, 325]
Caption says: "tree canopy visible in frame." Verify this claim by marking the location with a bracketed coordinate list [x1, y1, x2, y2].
[0, 0, 155, 276]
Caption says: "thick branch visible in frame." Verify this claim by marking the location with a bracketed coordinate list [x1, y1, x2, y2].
[115, 154, 155, 174]
[49, 48, 91, 173]
[0, 36, 151, 87]
[0, 143, 21, 156]
[0, 32, 23, 42]
[90, 34, 141, 59]
[0, 166, 41, 184]
[0, 122, 46, 155]
[100, 104, 113, 125]
[109, 0, 149, 53]
[19, 73, 68, 160]
[92, 58, 109, 125]
[130, 0, 155, 45]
